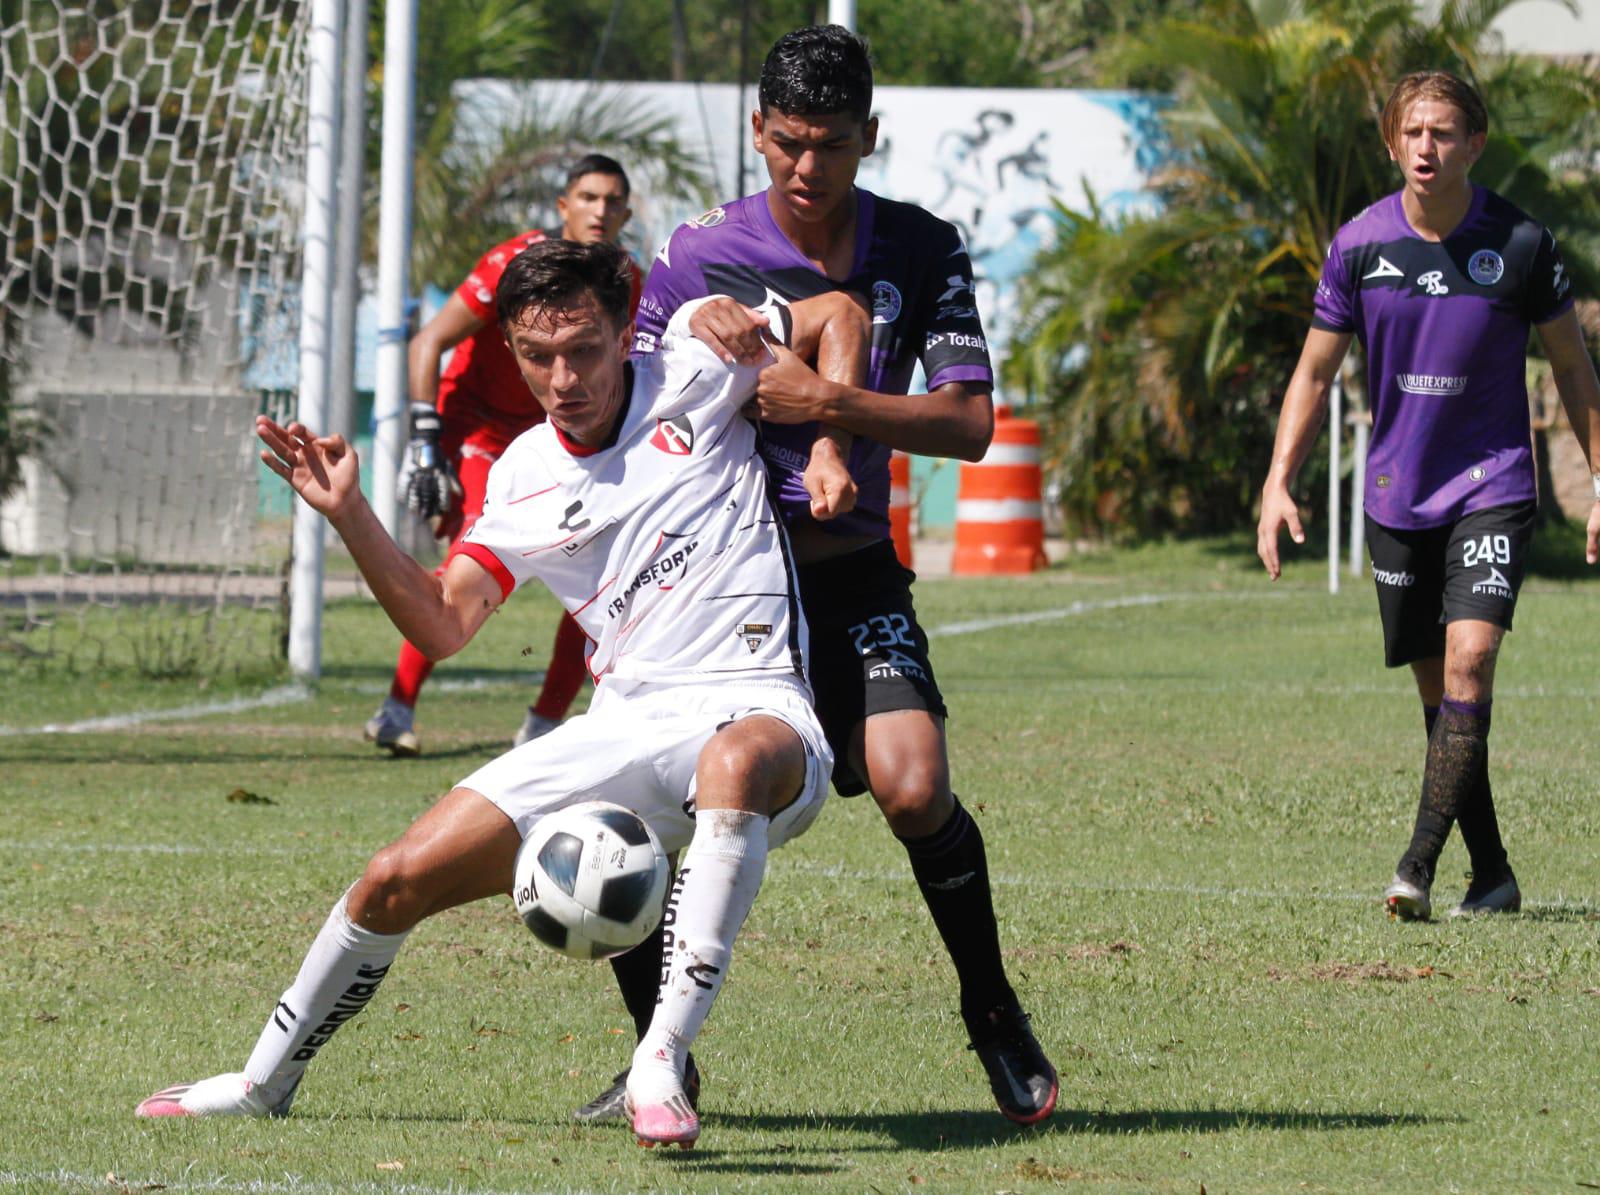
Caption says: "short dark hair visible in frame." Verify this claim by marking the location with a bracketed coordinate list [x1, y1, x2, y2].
[1381, 71, 1488, 149]
[564, 152, 630, 199]
[496, 239, 633, 333]
[758, 24, 873, 125]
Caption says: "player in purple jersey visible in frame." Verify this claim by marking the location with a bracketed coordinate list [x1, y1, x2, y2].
[1258, 71, 1600, 920]
[573, 24, 1057, 1127]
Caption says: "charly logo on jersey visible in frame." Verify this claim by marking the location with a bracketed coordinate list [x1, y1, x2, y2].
[736, 622, 772, 653]
[633, 330, 658, 354]
[690, 206, 727, 229]
[1363, 256, 1404, 281]
[872, 280, 902, 325]
[1416, 270, 1449, 296]
[557, 500, 590, 534]
[1467, 249, 1504, 286]
[935, 275, 978, 320]
[1397, 373, 1468, 396]
[1553, 259, 1570, 300]
[1473, 566, 1513, 599]
[650, 415, 695, 455]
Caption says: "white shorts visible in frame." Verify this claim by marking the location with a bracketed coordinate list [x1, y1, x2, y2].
[459, 676, 832, 853]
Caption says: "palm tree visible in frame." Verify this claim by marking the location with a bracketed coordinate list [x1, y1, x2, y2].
[373, 0, 712, 290]
[1006, 0, 1600, 539]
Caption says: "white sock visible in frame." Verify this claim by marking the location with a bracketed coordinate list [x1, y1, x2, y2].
[631, 809, 768, 1101]
[242, 891, 409, 1101]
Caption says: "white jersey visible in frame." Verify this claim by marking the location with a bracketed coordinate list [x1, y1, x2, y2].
[456, 298, 806, 692]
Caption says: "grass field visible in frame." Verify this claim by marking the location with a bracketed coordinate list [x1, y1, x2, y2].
[3, 534, 1598, 1194]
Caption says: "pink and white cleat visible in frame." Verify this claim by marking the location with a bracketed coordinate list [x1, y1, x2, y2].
[625, 1088, 700, 1150]
[135, 1072, 298, 1119]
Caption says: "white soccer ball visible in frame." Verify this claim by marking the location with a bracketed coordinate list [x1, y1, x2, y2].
[512, 801, 669, 960]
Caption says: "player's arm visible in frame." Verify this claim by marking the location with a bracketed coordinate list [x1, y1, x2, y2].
[1256, 328, 1353, 580]
[408, 293, 488, 410]
[1535, 307, 1600, 564]
[756, 369, 993, 461]
[256, 416, 503, 659]
[784, 292, 871, 520]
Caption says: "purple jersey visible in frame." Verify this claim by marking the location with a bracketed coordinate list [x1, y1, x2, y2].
[1312, 186, 1573, 529]
[633, 189, 994, 539]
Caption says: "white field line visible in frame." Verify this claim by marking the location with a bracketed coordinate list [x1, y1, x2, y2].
[0, 832, 1589, 915]
[0, 591, 1185, 736]
[0, 1171, 586, 1195]
[770, 858, 1599, 916]
[0, 684, 311, 737]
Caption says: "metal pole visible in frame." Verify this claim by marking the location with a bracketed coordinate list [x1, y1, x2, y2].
[327, 0, 368, 449]
[372, 0, 417, 540]
[829, 0, 857, 31]
[1327, 373, 1342, 596]
[289, 0, 344, 679]
[1349, 405, 1368, 577]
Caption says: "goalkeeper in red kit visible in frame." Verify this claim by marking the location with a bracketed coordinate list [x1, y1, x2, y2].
[366, 154, 643, 756]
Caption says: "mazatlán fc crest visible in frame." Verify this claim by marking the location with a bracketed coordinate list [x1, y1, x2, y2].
[1467, 249, 1504, 286]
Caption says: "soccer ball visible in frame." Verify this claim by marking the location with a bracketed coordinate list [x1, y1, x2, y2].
[512, 801, 670, 960]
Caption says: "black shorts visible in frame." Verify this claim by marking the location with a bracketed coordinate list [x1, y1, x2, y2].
[797, 540, 948, 796]
[1365, 501, 1536, 668]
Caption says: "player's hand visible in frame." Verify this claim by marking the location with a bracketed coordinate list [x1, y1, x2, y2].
[689, 297, 769, 366]
[1586, 500, 1600, 566]
[1256, 483, 1304, 581]
[403, 457, 457, 521]
[400, 400, 456, 520]
[755, 343, 831, 424]
[256, 416, 361, 523]
[803, 437, 857, 521]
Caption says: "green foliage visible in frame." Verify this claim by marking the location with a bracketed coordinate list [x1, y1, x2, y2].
[1007, 0, 1600, 541]
[367, 0, 714, 290]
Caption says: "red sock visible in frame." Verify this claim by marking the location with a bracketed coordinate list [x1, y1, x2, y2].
[533, 613, 588, 719]
[389, 640, 434, 707]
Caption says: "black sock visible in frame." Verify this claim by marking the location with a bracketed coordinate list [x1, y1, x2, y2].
[1448, 700, 1508, 882]
[609, 918, 666, 1041]
[897, 798, 1014, 1019]
[1401, 698, 1490, 884]
[1423, 703, 1439, 739]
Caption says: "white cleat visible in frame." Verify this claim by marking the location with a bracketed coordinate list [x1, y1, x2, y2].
[1384, 873, 1432, 922]
[1448, 872, 1521, 918]
[135, 1072, 299, 1119]
[513, 709, 560, 747]
[364, 698, 420, 757]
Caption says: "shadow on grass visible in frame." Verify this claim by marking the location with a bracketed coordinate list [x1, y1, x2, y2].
[680, 1106, 1444, 1154]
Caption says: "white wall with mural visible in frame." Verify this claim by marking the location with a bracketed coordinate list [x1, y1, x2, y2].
[449, 80, 1166, 527]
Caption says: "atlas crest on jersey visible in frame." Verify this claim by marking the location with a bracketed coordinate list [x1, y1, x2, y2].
[651, 415, 695, 455]
[736, 622, 772, 653]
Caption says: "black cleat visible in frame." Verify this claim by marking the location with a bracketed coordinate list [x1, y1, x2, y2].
[965, 1001, 1058, 1125]
[573, 1053, 699, 1123]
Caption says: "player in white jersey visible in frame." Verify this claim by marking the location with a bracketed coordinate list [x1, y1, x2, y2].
[133, 239, 866, 1151]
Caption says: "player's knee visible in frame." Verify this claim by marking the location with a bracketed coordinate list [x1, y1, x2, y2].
[870, 765, 952, 835]
[697, 725, 805, 813]
[352, 845, 432, 930]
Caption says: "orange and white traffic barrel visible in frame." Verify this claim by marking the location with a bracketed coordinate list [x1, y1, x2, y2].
[888, 450, 914, 570]
[951, 413, 1048, 575]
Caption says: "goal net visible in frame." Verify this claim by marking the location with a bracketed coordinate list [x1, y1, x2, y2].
[0, 0, 311, 681]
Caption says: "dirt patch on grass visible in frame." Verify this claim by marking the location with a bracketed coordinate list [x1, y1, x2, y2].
[1270, 961, 1441, 983]
[1011, 939, 1140, 964]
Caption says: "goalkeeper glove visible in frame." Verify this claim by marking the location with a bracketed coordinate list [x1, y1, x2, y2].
[401, 401, 456, 520]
